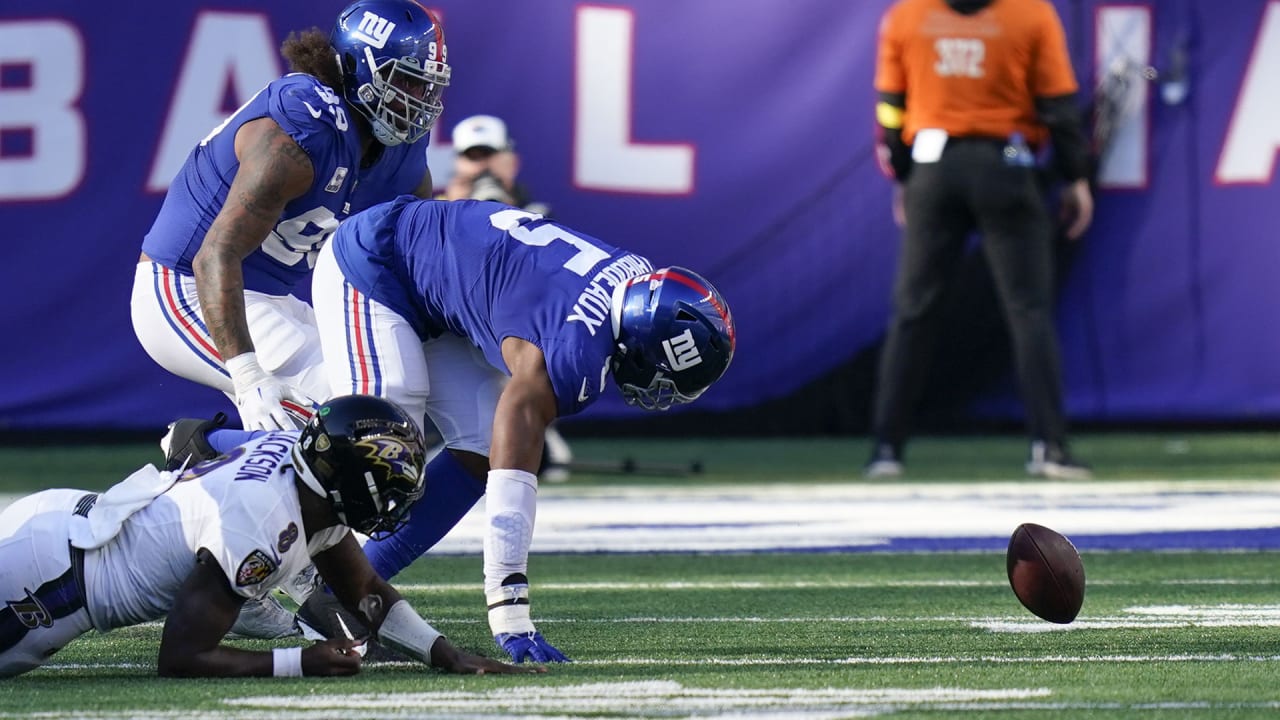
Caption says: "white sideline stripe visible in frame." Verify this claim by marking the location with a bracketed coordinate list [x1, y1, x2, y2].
[43, 652, 1280, 674]
[393, 577, 1280, 592]
[396, 579, 1009, 591]
[10, 701, 1280, 720]
[8, 478, 1280, 554]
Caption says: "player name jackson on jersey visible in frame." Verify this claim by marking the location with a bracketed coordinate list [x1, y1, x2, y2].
[82, 431, 346, 631]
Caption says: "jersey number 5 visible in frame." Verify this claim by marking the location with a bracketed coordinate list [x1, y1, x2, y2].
[489, 208, 609, 276]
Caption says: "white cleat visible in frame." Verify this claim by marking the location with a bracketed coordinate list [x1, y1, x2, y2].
[229, 594, 301, 640]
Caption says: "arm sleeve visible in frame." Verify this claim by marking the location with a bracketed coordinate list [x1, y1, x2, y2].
[208, 429, 264, 455]
[1031, 2, 1080, 97]
[876, 92, 912, 182]
[1035, 93, 1091, 182]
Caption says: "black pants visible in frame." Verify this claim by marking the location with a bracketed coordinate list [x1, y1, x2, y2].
[871, 138, 1067, 450]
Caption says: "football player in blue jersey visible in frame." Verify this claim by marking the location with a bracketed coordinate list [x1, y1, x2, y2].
[298, 195, 738, 663]
[131, 0, 450, 433]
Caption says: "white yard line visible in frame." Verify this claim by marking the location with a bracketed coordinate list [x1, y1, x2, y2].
[6, 479, 1280, 553]
[392, 577, 1280, 593]
[10, 679, 1280, 719]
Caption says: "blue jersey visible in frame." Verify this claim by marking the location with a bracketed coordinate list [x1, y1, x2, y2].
[332, 197, 653, 416]
[142, 74, 428, 296]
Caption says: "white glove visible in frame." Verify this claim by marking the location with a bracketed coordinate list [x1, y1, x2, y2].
[225, 352, 315, 430]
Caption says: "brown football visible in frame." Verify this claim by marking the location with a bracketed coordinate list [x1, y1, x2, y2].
[1006, 523, 1086, 623]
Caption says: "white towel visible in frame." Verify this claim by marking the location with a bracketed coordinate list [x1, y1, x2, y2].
[69, 464, 178, 550]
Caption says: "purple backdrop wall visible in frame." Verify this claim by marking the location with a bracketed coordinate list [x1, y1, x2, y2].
[2, 0, 1279, 430]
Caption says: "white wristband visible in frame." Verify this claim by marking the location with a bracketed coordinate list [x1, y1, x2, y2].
[487, 583, 535, 635]
[272, 646, 304, 677]
[224, 352, 268, 392]
[223, 351, 260, 377]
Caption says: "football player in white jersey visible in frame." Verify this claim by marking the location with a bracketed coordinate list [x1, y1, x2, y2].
[0, 395, 537, 679]
[131, 0, 449, 433]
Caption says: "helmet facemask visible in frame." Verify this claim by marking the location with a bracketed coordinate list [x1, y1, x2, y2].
[352, 48, 449, 146]
[331, 1, 451, 148]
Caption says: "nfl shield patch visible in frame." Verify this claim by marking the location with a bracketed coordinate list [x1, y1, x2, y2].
[234, 549, 278, 587]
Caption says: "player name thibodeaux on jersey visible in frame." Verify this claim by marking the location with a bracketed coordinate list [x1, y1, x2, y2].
[565, 254, 653, 336]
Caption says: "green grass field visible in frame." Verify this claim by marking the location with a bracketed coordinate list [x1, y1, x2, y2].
[3, 432, 1280, 718]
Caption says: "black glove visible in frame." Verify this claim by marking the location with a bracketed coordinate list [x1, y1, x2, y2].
[160, 412, 227, 471]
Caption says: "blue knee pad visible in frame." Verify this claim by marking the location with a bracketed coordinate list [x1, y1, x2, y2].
[363, 450, 485, 580]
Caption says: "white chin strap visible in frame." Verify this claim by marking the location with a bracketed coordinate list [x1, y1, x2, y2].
[370, 119, 406, 147]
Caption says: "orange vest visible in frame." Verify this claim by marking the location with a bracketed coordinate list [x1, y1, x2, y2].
[874, 0, 1078, 146]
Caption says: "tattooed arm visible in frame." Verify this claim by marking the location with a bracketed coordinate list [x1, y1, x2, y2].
[192, 117, 317, 430]
[192, 117, 314, 361]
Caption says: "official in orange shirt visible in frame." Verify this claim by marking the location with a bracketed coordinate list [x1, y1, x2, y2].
[864, 0, 1093, 480]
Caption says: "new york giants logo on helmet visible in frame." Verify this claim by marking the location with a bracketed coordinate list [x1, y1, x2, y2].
[331, 0, 451, 146]
[353, 11, 395, 48]
[610, 267, 735, 410]
[662, 329, 703, 372]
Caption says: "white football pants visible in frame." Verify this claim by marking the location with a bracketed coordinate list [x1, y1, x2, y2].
[130, 262, 331, 405]
[0, 490, 95, 677]
[312, 241, 506, 454]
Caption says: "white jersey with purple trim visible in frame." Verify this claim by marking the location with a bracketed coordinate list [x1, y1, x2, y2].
[330, 197, 654, 417]
[83, 432, 347, 631]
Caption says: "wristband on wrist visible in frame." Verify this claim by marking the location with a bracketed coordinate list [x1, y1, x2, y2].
[487, 582, 535, 635]
[224, 352, 268, 391]
[272, 646, 304, 677]
[223, 352, 260, 377]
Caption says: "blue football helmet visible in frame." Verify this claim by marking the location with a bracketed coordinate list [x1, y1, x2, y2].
[610, 267, 736, 410]
[331, 0, 451, 146]
[291, 394, 426, 539]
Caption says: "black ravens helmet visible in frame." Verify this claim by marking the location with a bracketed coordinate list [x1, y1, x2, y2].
[291, 395, 426, 539]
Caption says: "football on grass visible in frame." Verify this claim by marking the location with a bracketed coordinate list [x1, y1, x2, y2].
[1006, 523, 1085, 623]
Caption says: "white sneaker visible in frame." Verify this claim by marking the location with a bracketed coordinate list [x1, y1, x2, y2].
[229, 594, 300, 639]
[862, 443, 903, 478]
[1026, 441, 1093, 480]
[863, 459, 904, 478]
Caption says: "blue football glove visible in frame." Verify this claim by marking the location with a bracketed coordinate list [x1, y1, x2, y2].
[494, 631, 571, 663]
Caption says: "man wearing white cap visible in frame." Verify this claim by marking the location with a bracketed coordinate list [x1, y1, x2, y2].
[444, 115, 550, 217]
